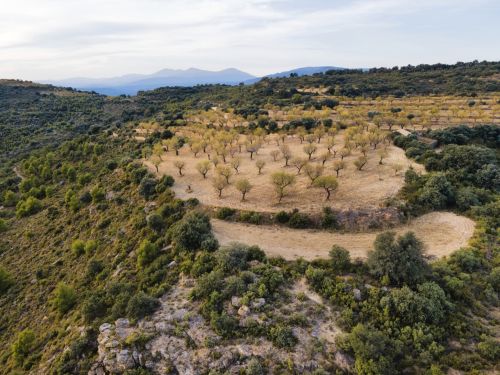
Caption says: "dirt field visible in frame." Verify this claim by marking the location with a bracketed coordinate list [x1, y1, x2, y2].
[145, 130, 424, 213]
[212, 212, 475, 260]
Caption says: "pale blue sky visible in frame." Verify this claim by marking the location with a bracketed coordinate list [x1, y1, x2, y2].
[1, 0, 499, 80]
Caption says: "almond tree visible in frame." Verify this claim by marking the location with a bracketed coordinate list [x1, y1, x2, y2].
[174, 160, 186, 176]
[196, 160, 211, 179]
[304, 164, 324, 185]
[255, 160, 266, 174]
[212, 176, 229, 198]
[354, 156, 368, 171]
[333, 160, 345, 177]
[270, 150, 280, 162]
[246, 142, 261, 160]
[377, 148, 389, 164]
[303, 143, 318, 160]
[339, 148, 351, 160]
[235, 178, 252, 201]
[191, 143, 202, 157]
[230, 157, 241, 174]
[271, 172, 296, 203]
[153, 142, 164, 160]
[314, 175, 338, 200]
[291, 157, 308, 174]
[280, 145, 292, 167]
[319, 152, 330, 166]
[326, 136, 336, 153]
[151, 154, 161, 173]
[217, 165, 233, 184]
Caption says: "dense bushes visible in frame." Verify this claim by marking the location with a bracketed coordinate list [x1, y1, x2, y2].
[367, 231, 429, 286]
[167, 211, 218, 251]
[15, 196, 42, 217]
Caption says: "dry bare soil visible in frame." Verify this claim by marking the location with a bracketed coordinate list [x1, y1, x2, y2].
[212, 212, 475, 261]
[146, 131, 424, 213]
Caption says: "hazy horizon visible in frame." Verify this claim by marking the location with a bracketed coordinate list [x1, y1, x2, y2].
[1, 0, 499, 81]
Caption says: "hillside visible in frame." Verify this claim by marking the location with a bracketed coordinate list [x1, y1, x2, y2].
[0, 62, 499, 374]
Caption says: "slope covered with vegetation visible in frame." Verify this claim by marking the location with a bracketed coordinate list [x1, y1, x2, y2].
[0, 62, 499, 374]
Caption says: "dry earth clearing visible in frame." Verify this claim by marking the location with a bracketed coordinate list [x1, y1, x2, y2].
[145, 130, 424, 212]
[212, 212, 475, 260]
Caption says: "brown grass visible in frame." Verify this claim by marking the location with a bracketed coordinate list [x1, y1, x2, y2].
[212, 212, 475, 260]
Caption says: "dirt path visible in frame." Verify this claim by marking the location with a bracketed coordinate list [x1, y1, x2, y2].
[13, 166, 24, 180]
[212, 212, 475, 260]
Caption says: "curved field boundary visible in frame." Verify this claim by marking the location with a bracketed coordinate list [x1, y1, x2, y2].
[212, 212, 475, 261]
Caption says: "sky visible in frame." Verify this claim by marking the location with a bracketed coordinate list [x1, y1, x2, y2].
[1, 0, 499, 80]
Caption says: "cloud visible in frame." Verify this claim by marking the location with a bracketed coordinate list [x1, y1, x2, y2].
[0, 0, 498, 79]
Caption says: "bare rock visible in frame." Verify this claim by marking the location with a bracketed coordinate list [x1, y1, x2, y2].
[238, 305, 250, 317]
[353, 288, 362, 301]
[251, 298, 266, 309]
[334, 351, 354, 371]
[231, 296, 242, 307]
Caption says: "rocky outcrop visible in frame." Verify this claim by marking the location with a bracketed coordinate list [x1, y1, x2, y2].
[91, 278, 344, 374]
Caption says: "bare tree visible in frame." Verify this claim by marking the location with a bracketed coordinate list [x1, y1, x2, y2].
[332, 160, 345, 177]
[271, 172, 296, 203]
[303, 143, 318, 160]
[255, 159, 266, 174]
[270, 150, 280, 162]
[196, 160, 211, 179]
[173, 160, 185, 176]
[230, 157, 241, 174]
[280, 145, 292, 167]
[304, 164, 324, 185]
[354, 156, 368, 171]
[291, 157, 308, 174]
[212, 176, 229, 198]
[377, 148, 389, 164]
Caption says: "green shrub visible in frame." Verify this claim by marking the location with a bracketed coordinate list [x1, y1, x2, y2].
[90, 186, 105, 203]
[52, 282, 77, 315]
[210, 311, 238, 338]
[320, 207, 338, 229]
[16, 196, 42, 218]
[167, 211, 217, 251]
[329, 245, 351, 273]
[136, 240, 160, 269]
[139, 177, 158, 199]
[71, 239, 85, 257]
[0, 267, 13, 294]
[268, 324, 297, 349]
[3, 190, 18, 207]
[245, 357, 265, 375]
[274, 210, 291, 224]
[216, 207, 236, 220]
[146, 213, 164, 232]
[0, 218, 7, 232]
[82, 293, 108, 323]
[126, 292, 160, 321]
[11, 329, 36, 366]
[288, 211, 312, 228]
[84, 240, 98, 255]
[367, 231, 429, 286]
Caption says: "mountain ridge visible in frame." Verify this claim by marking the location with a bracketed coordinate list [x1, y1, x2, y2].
[41, 66, 344, 95]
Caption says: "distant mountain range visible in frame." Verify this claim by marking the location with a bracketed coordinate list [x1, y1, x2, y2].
[42, 66, 343, 95]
